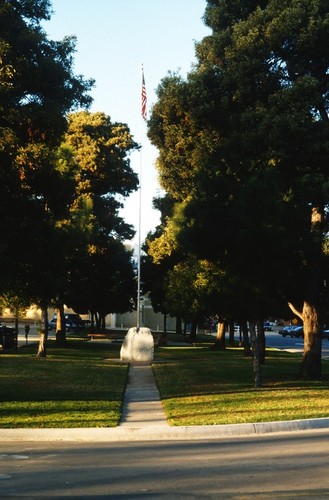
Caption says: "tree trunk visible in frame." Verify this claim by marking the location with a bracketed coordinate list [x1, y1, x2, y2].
[241, 320, 251, 356]
[94, 312, 101, 331]
[14, 308, 19, 336]
[288, 206, 323, 379]
[176, 316, 182, 335]
[212, 321, 226, 350]
[301, 301, 322, 378]
[228, 320, 235, 346]
[90, 312, 95, 332]
[36, 305, 48, 357]
[159, 313, 168, 345]
[249, 320, 262, 388]
[190, 318, 198, 341]
[55, 304, 67, 346]
[163, 313, 167, 336]
[257, 319, 266, 364]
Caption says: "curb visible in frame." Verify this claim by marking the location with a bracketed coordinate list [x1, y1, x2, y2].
[1, 417, 329, 442]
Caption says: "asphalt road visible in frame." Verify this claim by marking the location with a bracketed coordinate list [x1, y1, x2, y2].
[265, 329, 329, 359]
[1, 430, 329, 498]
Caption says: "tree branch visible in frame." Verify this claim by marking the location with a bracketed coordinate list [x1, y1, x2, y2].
[288, 302, 303, 321]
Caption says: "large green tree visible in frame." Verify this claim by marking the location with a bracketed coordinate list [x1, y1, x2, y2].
[148, 0, 329, 379]
[0, 0, 94, 355]
[198, 0, 329, 379]
[62, 111, 139, 329]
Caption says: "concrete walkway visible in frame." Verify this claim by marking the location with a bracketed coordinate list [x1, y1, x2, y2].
[120, 363, 168, 427]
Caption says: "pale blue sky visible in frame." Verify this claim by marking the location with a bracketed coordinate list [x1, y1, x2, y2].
[43, 0, 210, 243]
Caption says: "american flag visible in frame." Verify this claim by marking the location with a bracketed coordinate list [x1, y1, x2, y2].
[141, 68, 147, 121]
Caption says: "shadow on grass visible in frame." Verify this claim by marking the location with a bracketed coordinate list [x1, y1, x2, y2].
[0, 339, 128, 428]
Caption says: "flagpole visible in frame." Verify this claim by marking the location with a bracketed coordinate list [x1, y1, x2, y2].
[136, 129, 142, 331]
[137, 64, 147, 330]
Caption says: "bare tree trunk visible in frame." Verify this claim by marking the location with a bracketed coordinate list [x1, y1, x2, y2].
[163, 313, 167, 336]
[190, 318, 198, 341]
[301, 301, 322, 378]
[160, 313, 168, 345]
[257, 319, 266, 364]
[228, 320, 235, 347]
[289, 300, 322, 378]
[95, 312, 101, 331]
[212, 321, 226, 350]
[55, 304, 66, 346]
[90, 312, 95, 332]
[288, 206, 323, 379]
[241, 320, 251, 356]
[36, 305, 48, 357]
[250, 320, 261, 388]
[176, 316, 182, 335]
[14, 307, 19, 336]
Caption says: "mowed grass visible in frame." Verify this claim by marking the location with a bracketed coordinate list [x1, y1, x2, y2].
[153, 344, 329, 426]
[2, 335, 329, 428]
[0, 340, 128, 428]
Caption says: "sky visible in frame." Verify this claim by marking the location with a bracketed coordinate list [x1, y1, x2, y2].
[43, 0, 210, 244]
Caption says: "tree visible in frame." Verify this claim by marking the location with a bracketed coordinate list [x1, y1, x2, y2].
[148, 0, 329, 380]
[0, 0, 94, 356]
[62, 111, 139, 328]
[199, 0, 329, 378]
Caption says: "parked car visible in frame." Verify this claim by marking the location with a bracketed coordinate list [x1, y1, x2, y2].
[48, 318, 59, 330]
[279, 325, 329, 339]
[263, 321, 273, 331]
[48, 314, 85, 331]
[0, 324, 17, 350]
[278, 325, 298, 337]
[292, 326, 304, 338]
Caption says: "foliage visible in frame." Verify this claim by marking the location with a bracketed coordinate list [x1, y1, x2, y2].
[62, 112, 139, 326]
[147, 0, 329, 377]
[0, 0, 93, 309]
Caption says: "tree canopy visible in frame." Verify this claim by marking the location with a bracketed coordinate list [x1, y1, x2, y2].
[147, 0, 329, 380]
[0, 1, 139, 350]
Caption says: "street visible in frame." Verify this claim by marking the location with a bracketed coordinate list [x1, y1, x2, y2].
[265, 329, 329, 359]
[1, 430, 329, 498]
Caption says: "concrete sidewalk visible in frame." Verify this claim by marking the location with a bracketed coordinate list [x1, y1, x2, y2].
[1, 361, 329, 442]
[120, 363, 168, 427]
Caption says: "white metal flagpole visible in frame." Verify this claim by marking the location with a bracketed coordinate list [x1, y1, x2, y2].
[137, 64, 147, 330]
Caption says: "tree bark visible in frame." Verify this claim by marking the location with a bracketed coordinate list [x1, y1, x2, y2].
[159, 313, 168, 345]
[212, 321, 226, 350]
[55, 304, 67, 346]
[301, 301, 322, 378]
[190, 318, 198, 341]
[228, 320, 235, 347]
[36, 305, 48, 357]
[241, 320, 251, 356]
[176, 316, 182, 335]
[257, 319, 266, 364]
[249, 320, 262, 388]
[288, 206, 323, 379]
[289, 300, 322, 379]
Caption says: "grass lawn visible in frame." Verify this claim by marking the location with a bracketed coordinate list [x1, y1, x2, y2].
[153, 342, 329, 426]
[0, 340, 128, 428]
[1, 334, 329, 428]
